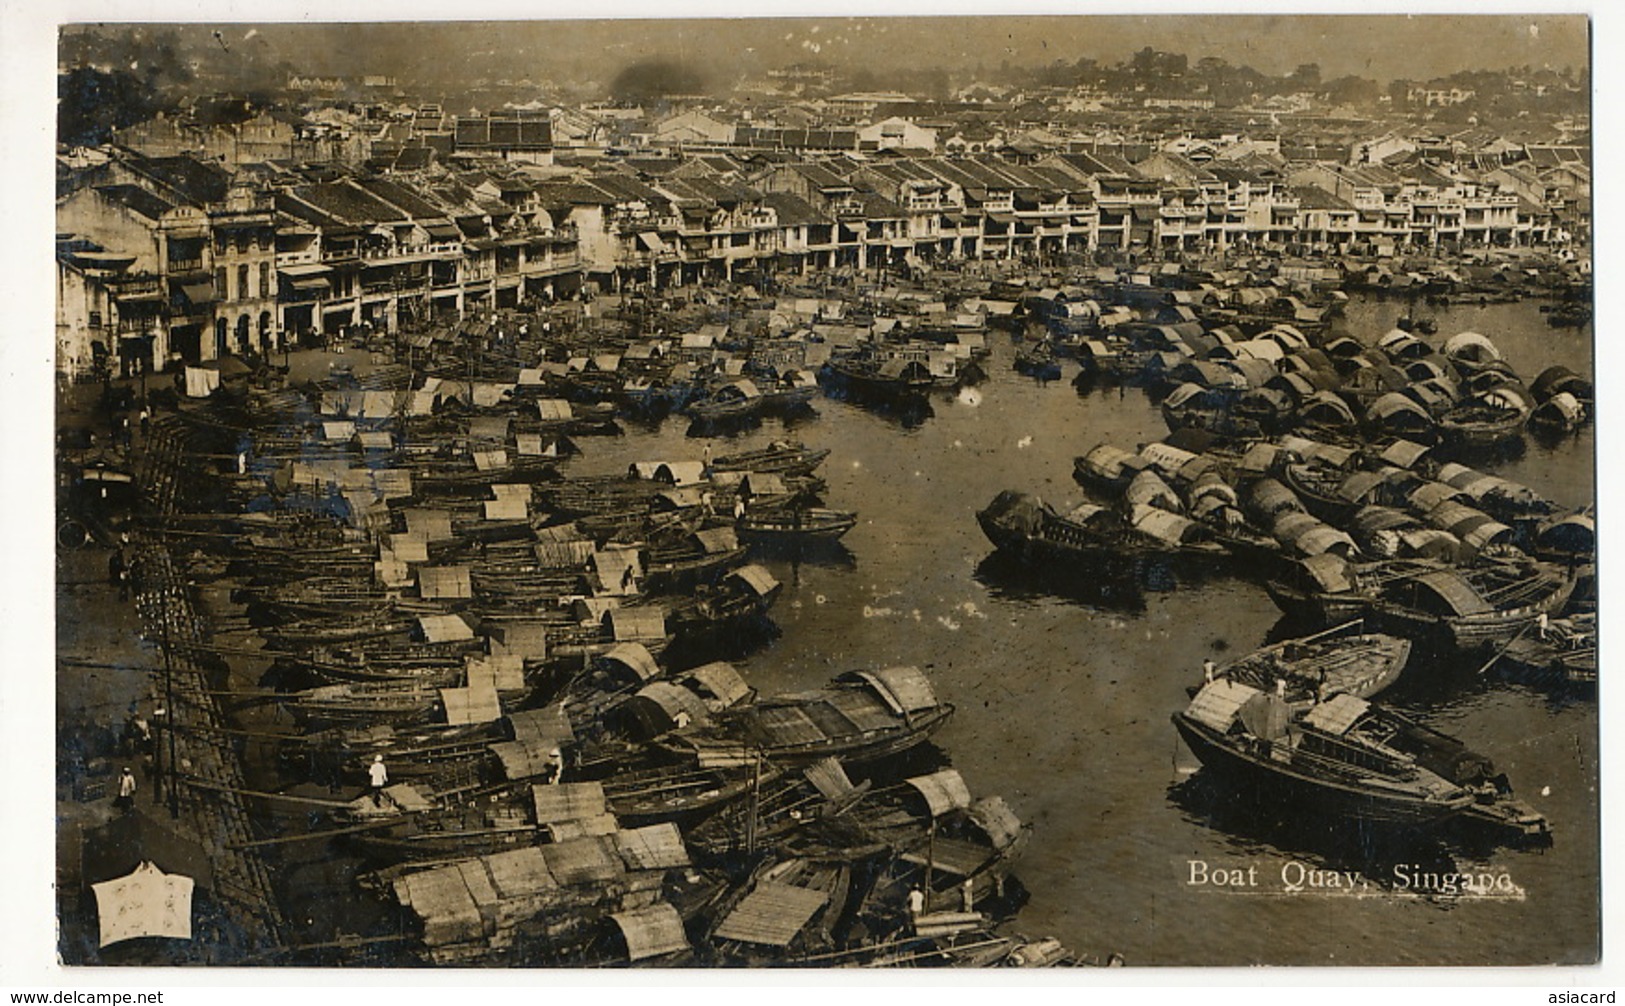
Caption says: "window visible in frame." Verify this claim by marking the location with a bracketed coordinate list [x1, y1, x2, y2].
[215, 268, 228, 299]
[237, 264, 249, 302]
[259, 262, 271, 299]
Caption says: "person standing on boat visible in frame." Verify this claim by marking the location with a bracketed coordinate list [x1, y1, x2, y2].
[1537, 612, 1551, 641]
[961, 878, 976, 913]
[547, 746, 564, 785]
[368, 755, 388, 807]
[733, 496, 746, 521]
[907, 886, 925, 927]
[1202, 658, 1217, 683]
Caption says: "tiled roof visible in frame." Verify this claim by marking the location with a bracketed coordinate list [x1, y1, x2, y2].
[760, 191, 829, 227]
[1291, 185, 1354, 211]
[290, 180, 408, 224]
[356, 176, 449, 219]
[94, 184, 175, 221]
[454, 114, 552, 151]
[125, 155, 231, 206]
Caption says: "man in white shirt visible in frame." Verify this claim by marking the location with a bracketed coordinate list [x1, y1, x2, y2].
[115, 768, 137, 812]
[368, 755, 388, 807]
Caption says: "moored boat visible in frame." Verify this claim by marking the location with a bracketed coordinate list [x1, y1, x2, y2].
[685, 379, 768, 423]
[1437, 388, 1530, 451]
[659, 666, 954, 767]
[737, 506, 858, 543]
[1193, 624, 1411, 711]
[977, 490, 1226, 567]
[1265, 553, 1577, 651]
[1173, 687, 1476, 829]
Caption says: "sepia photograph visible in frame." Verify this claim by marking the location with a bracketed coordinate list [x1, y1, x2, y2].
[29, 6, 1603, 976]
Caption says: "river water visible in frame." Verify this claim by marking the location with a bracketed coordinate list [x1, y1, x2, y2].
[557, 294, 1599, 966]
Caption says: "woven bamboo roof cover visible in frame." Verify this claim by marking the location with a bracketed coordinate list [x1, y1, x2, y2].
[542, 836, 625, 886]
[531, 782, 608, 825]
[714, 881, 829, 947]
[614, 823, 691, 871]
[905, 768, 973, 817]
[853, 666, 938, 715]
[1301, 693, 1371, 736]
[418, 613, 473, 643]
[439, 682, 500, 725]
[682, 661, 752, 708]
[404, 508, 455, 541]
[1184, 679, 1263, 733]
[612, 902, 689, 961]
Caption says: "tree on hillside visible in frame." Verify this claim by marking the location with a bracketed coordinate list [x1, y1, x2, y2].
[58, 67, 163, 146]
[609, 58, 708, 103]
[1322, 75, 1379, 107]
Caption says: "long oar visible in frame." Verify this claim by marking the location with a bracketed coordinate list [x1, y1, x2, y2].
[1476, 621, 1534, 676]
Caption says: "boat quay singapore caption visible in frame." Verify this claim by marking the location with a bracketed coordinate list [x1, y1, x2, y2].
[1182, 858, 1526, 899]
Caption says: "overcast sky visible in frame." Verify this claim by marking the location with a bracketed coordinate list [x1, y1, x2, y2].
[62, 13, 1589, 87]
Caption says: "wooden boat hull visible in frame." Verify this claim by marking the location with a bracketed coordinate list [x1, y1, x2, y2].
[710, 445, 830, 478]
[667, 704, 955, 769]
[1208, 633, 1410, 708]
[819, 363, 934, 404]
[765, 704, 954, 765]
[738, 510, 857, 543]
[686, 401, 766, 423]
[600, 762, 789, 826]
[1378, 571, 1575, 651]
[1438, 413, 1527, 451]
[1172, 714, 1473, 829]
[978, 497, 1225, 570]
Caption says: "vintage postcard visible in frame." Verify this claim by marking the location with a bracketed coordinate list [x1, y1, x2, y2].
[38, 9, 1598, 974]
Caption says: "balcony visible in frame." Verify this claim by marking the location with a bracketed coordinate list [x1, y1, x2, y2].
[615, 214, 681, 236]
[520, 250, 581, 275]
[110, 277, 164, 300]
[167, 307, 213, 326]
[279, 286, 327, 305]
[357, 241, 462, 263]
[115, 315, 160, 335]
[165, 257, 203, 274]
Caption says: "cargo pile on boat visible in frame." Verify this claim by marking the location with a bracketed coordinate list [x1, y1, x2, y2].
[133, 295, 1102, 968]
